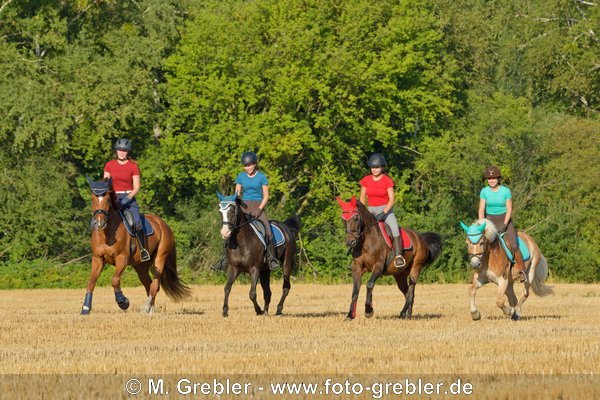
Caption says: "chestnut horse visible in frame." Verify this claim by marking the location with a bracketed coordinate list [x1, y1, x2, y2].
[337, 196, 442, 320]
[460, 219, 553, 320]
[217, 192, 300, 317]
[82, 177, 191, 314]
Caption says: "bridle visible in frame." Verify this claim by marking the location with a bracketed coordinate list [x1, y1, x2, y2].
[90, 193, 112, 230]
[219, 200, 252, 232]
[466, 234, 489, 266]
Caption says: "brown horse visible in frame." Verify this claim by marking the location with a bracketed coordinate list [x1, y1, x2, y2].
[217, 192, 300, 317]
[460, 219, 553, 320]
[82, 177, 191, 314]
[337, 196, 442, 320]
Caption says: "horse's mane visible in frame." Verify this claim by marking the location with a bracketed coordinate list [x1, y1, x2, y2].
[477, 218, 499, 243]
[356, 200, 376, 226]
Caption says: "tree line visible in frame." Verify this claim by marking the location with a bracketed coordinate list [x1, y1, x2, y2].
[0, 0, 598, 285]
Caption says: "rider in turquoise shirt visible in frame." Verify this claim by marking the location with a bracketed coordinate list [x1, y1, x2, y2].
[478, 165, 526, 282]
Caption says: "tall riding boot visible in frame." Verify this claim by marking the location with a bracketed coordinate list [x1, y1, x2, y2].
[135, 223, 151, 262]
[513, 249, 527, 283]
[392, 235, 406, 269]
[267, 240, 281, 270]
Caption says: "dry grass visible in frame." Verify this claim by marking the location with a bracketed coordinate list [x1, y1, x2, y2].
[1, 282, 599, 398]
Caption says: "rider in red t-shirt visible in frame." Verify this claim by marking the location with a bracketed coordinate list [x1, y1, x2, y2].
[103, 138, 150, 262]
[359, 153, 406, 268]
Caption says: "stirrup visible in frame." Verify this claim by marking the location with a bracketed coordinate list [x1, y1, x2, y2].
[517, 270, 527, 283]
[140, 249, 150, 262]
[269, 257, 281, 271]
[394, 254, 406, 269]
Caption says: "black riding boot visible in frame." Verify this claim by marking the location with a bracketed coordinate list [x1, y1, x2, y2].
[392, 235, 406, 269]
[267, 240, 281, 270]
[135, 223, 151, 262]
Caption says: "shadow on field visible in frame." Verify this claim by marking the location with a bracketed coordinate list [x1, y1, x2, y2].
[485, 314, 562, 321]
[378, 313, 443, 320]
[176, 308, 205, 315]
[286, 311, 347, 318]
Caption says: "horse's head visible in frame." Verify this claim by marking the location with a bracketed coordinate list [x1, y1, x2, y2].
[336, 195, 363, 248]
[217, 191, 239, 239]
[460, 219, 497, 268]
[87, 176, 113, 230]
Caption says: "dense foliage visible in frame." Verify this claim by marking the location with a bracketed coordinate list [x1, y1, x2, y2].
[1, 0, 598, 287]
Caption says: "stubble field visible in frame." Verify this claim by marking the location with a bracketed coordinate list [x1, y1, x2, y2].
[1, 282, 599, 399]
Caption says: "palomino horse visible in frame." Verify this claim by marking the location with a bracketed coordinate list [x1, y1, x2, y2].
[82, 177, 191, 314]
[217, 192, 300, 317]
[337, 196, 442, 320]
[460, 219, 553, 320]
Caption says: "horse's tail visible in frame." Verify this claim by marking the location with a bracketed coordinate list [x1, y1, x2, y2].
[530, 255, 554, 297]
[421, 232, 443, 266]
[160, 244, 192, 302]
[283, 215, 301, 241]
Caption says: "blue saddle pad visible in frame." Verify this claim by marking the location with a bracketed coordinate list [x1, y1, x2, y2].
[517, 236, 530, 262]
[499, 234, 530, 263]
[119, 211, 154, 237]
[249, 220, 286, 248]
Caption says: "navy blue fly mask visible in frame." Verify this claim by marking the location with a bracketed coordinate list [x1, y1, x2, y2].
[87, 176, 112, 196]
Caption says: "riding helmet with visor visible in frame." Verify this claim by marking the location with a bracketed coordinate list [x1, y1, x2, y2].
[367, 153, 387, 168]
[114, 138, 132, 152]
[483, 165, 501, 179]
[241, 151, 258, 165]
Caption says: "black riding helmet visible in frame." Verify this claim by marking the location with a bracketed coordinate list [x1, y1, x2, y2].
[114, 138, 132, 152]
[367, 153, 386, 167]
[241, 151, 258, 165]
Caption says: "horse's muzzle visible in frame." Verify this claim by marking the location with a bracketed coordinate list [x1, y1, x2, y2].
[220, 226, 231, 239]
[469, 256, 481, 269]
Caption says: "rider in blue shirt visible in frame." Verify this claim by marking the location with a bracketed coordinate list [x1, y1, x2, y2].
[478, 165, 526, 282]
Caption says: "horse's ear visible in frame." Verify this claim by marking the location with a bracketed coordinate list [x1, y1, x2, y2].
[107, 177, 112, 188]
[232, 192, 238, 201]
[217, 191, 224, 201]
[335, 196, 344, 208]
[350, 195, 357, 207]
[459, 221, 469, 233]
[478, 222, 486, 233]
[86, 175, 94, 186]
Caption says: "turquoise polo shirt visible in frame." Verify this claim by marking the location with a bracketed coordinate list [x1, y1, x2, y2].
[480, 185, 512, 215]
[235, 171, 268, 201]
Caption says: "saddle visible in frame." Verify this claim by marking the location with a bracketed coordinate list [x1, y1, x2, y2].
[247, 218, 286, 249]
[119, 209, 154, 237]
[377, 222, 412, 250]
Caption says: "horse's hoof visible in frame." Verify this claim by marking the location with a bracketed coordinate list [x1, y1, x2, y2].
[81, 308, 90, 315]
[222, 313, 228, 318]
[344, 316, 354, 322]
[511, 312, 520, 321]
[365, 311, 374, 318]
[275, 310, 283, 316]
[471, 311, 481, 321]
[117, 298, 130, 311]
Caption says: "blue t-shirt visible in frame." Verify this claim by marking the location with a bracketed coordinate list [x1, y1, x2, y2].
[480, 185, 512, 215]
[236, 171, 268, 201]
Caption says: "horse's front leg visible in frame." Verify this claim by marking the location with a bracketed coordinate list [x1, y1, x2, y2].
[249, 267, 264, 315]
[259, 268, 272, 315]
[81, 255, 104, 315]
[469, 271, 485, 321]
[222, 266, 238, 318]
[496, 276, 517, 319]
[365, 263, 386, 318]
[346, 263, 362, 321]
[112, 255, 130, 311]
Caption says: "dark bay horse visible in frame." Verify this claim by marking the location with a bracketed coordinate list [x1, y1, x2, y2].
[217, 192, 300, 317]
[337, 196, 442, 320]
[82, 177, 191, 314]
[460, 219, 553, 320]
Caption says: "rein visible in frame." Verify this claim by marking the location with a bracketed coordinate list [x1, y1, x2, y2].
[345, 213, 378, 255]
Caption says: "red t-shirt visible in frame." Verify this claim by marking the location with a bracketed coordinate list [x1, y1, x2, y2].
[359, 174, 394, 206]
[103, 159, 140, 191]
